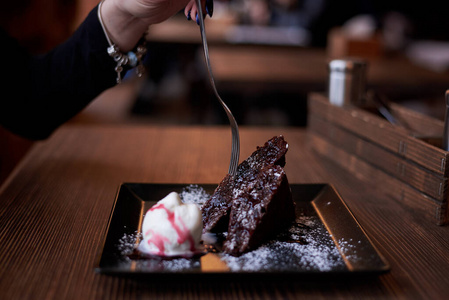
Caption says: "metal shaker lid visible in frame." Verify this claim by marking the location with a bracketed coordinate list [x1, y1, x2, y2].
[329, 59, 367, 73]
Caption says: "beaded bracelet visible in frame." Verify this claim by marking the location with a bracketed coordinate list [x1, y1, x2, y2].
[97, 0, 147, 83]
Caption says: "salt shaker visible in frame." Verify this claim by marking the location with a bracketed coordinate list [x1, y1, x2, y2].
[328, 59, 367, 106]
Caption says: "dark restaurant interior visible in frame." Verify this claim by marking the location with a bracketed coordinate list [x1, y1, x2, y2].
[2, 0, 449, 183]
[2, 0, 449, 298]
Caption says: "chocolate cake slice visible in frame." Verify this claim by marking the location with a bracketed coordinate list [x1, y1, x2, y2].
[201, 173, 234, 233]
[223, 165, 295, 256]
[202, 136, 289, 233]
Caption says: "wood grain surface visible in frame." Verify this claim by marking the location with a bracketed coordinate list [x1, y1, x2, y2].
[308, 93, 449, 176]
[1, 124, 449, 299]
[208, 46, 449, 100]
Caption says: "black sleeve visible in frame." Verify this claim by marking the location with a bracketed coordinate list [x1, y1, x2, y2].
[0, 5, 118, 140]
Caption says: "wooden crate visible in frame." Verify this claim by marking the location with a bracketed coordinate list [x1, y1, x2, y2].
[307, 92, 448, 225]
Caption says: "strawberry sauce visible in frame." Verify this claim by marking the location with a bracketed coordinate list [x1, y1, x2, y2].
[145, 203, 197, 255]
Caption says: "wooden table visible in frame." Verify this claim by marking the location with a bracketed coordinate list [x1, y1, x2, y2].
[208, 45, 449, 99]
[1, 124, 449, 299]
[147, 15, 231, 45]
[146, 14, 309, 47]
[146, 15, 449, 100]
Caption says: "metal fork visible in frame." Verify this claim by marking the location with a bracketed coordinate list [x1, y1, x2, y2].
[195, 0, 240, 176]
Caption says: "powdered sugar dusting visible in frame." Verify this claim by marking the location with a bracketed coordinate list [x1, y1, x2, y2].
[114, 185, 348, 273]
[338, 238, 364, 263]
[133, 257, 200, 272]
[115, 213, 346, 273]
[179, 185, 210, 209]
[117, 231, 142, 256]
[221, 214, 345, 272]
[116, 230, 201, 272]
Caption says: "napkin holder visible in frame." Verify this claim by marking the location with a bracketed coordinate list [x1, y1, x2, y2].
[307, 92, 448, 225]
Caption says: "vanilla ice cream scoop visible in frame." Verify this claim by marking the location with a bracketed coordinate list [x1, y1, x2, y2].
[138, 192, 203, 257]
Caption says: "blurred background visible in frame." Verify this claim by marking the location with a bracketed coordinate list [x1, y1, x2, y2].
[2, 0, 449, 181]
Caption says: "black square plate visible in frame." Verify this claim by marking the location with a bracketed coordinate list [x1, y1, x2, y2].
[95, 183, 389, 279]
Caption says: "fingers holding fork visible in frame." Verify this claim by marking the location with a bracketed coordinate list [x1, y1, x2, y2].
[184, 0, 213, 23]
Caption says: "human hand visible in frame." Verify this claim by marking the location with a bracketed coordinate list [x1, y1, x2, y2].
[101, 0, 213, 51]
[184, 0, 214, 24]
[111, 0, 214, 25]
[111, 0, 193, 25]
